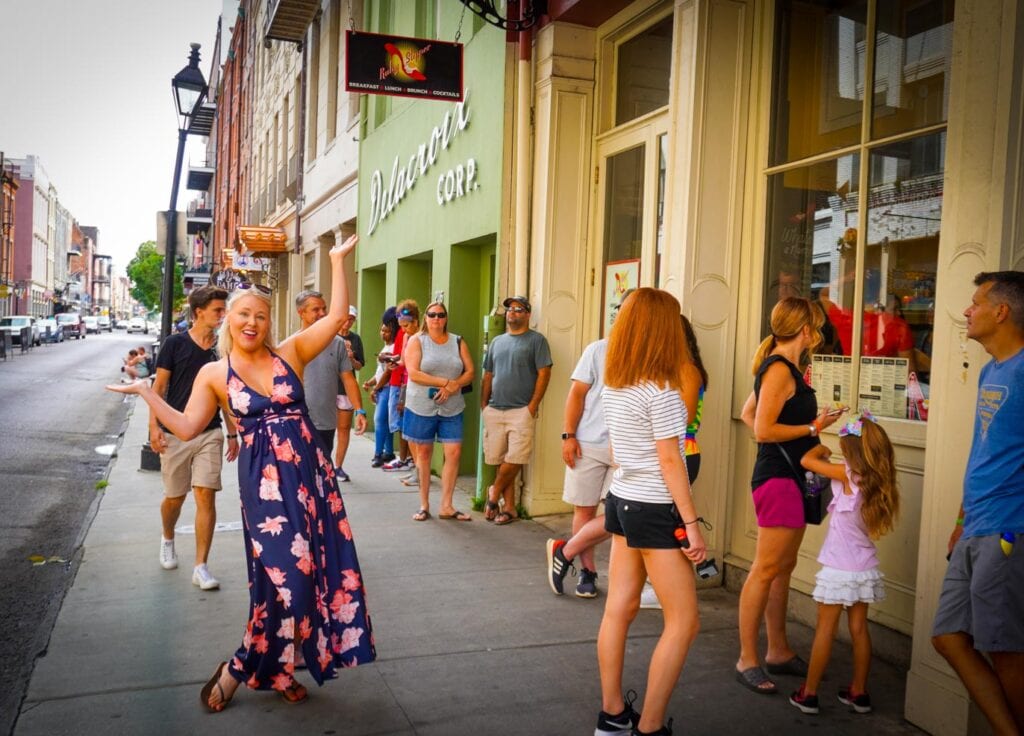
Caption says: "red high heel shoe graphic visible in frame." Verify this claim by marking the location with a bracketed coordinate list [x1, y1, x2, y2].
[384, 43, 427, 81]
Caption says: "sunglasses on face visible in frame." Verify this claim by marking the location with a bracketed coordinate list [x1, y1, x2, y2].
[506, 307, 528, 314]
[425, 311, 447, 319]
[237, 282, 272, 295]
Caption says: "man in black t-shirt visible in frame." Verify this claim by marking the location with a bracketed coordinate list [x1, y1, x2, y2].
[149, 286, 238, 591]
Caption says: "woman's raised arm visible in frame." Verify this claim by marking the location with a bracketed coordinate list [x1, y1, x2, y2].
[292, 234, 358, 367]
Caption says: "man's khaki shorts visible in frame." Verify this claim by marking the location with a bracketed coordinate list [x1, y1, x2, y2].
[160, 428, 224, 498]
[562, 444, 615, 507]
[482, 405, 535, 465]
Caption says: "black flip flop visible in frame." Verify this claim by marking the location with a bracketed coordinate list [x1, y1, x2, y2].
[736, 666, 778, 694]
[766, 655, 809, 677]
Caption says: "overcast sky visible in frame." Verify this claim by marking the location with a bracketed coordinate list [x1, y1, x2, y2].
[1, 0, 231, 274]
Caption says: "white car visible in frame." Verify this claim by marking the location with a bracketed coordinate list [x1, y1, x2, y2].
[98, 315, 112, 332]
[127, 317, 148, 334]
[0, 315, 41, 346]
[83, 316, 100, 334]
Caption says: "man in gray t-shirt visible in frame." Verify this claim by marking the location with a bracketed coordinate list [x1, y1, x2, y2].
[294, 291, 366, 477]
[481, 296, 553, 524]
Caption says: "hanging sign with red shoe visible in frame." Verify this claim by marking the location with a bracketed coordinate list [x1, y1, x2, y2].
[345, 31, 463, 102]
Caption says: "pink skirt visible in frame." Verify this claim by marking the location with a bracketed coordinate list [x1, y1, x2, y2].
[752, 477, 805, 528]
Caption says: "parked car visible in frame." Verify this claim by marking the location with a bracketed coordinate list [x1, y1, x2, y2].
[83, 316, 100, 334]
[38, 318, 65, 343]
[0, 315, 40, 346]
[97, 315, 112, 332]
[114, 319, 128, 330]
[56, 312, 86, 339]
[127, 317, 148, 334]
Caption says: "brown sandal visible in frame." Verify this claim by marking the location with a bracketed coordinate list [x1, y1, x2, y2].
[493, 511, 519, 526]
[280, 682, 308, 705]
[413, 509, 431, 521]
[200, 662, 233, 713]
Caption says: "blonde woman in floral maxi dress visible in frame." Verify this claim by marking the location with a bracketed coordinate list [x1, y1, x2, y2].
[108, 235, 374, 711]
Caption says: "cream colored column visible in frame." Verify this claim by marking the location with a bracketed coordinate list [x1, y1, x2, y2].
[661, 0, 755, 570]
[523, 22, 596, 515]
[905, 1, 1024, 734]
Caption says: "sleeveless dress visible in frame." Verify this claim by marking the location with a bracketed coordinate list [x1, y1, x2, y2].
[225, 352, 376, 691]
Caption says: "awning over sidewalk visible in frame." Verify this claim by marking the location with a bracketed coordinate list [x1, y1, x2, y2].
[237, 225, 288, 256]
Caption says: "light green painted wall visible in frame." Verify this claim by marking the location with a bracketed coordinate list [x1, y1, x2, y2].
[355, 4, 506, 474]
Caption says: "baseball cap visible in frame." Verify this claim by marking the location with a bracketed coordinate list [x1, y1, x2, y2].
[348, 305, 358, 318]
[502, 295, 531, 312]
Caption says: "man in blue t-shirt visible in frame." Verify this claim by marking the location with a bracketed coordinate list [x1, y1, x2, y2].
[932, 271, 1024, 734]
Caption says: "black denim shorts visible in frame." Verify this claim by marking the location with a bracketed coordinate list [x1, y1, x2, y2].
[604, 492, 681, 549]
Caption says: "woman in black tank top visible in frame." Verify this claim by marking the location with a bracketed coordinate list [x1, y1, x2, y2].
[734, 297, 845, 695]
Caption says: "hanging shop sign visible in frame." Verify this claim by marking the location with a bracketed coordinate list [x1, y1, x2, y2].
[367, 91, 478, 235]
[345, 30, 463, 102]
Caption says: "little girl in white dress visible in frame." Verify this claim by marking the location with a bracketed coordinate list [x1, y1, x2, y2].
[789, 412, 900, 716]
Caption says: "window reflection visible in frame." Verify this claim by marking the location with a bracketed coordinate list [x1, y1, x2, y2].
[764, 155, 860, 349]
[863, 131, 944, 388]
[872, 0, 954, 138]
[770, 0, 867, 165]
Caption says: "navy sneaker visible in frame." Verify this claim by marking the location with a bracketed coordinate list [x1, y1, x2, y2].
[371, 454, 384, 467]
[632, 718, 673, 735]
[838, 686, 872, 713]
[595, 691, 640, 736]
[546, 539, 574, 596]
[789, 685, 820, 714]
[576, 568, 598, 598]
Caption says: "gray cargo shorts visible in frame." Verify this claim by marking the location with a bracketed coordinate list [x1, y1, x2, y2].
[932, 533, 1024, 652]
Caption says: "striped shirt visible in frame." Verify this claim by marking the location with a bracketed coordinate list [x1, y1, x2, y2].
[602, 382, 688, 504]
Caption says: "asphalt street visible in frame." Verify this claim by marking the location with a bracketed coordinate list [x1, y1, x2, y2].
[0, 329, 151, 735]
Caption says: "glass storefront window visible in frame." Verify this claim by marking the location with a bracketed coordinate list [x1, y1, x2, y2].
[872, 0, 954, 139]
[655, 134, 667, 286]
[603, 145, 645, 265]
[764, 154, 860, 361]
[615, 16, 673, 126]
[857, 131, 943, 416]
[764, 0, 951, 422]
[769, 0, 868, 166]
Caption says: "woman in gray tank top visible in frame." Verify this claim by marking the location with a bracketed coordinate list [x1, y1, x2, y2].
[402, 302, 475, 521]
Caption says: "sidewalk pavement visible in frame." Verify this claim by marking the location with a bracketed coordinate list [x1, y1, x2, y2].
[15, 399, 921, 735]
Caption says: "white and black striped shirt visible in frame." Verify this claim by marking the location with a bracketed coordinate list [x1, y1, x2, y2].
[602, 382, 687, 504]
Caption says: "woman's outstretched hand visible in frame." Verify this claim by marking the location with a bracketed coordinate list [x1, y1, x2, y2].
[330, 233, 358, 259]
[106, 379, 150, 396]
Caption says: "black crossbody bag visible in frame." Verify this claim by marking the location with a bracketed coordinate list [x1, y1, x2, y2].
[774, 443, 833, 525]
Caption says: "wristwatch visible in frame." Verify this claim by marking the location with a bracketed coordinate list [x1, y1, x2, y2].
[561, 432, 576, 440]
[354, 409, 367, 417]
[807, 423, 818, 438]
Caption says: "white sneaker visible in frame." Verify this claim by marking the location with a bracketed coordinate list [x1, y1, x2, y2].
[639, 584, 662, 610]
[159, 538, 178, 570]
[192, 564, 220, 590]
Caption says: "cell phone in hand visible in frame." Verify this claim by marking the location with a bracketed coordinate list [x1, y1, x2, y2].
[826, 406, 847, 417]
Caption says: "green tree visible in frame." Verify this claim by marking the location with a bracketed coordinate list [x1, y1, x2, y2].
[126, 241, 184, 312]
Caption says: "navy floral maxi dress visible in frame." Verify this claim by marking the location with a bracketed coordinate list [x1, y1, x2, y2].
[224, 352, 375, 692]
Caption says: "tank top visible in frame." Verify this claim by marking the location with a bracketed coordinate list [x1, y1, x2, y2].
[750, 355, 820, 490]
[404, 332, 466, 418]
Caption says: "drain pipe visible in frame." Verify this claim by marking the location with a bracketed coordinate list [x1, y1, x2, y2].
[294, 37, 307, 255]
[513, 1, 532, 297]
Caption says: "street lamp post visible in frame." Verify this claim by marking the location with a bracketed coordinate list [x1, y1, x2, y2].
[162, 43, 208, 344]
